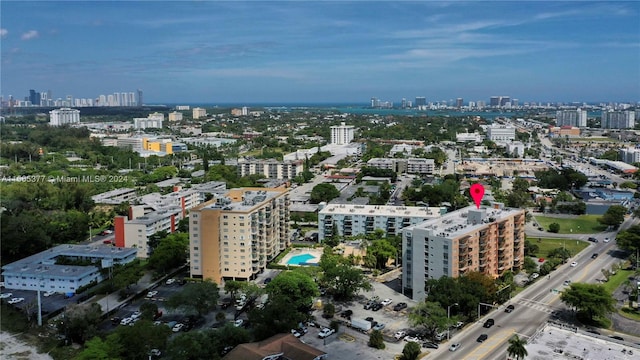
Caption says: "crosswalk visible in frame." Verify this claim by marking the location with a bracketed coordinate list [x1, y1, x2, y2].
[514, 297, 559, 315]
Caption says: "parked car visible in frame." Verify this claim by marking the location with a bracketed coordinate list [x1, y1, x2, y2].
[477, 334, 488, 342]
[234, 319, 244, 327]
[394, 302, 408, 311]
[291, 329, 302, 338]
[380, 298, 393, 306]
[263, 277, 272, 284]
[8, 297, 24, 304]
[120, 317, 133, 326]
[172, 323, 185, 332]
[449, 343, 461, 351]
[147, 290, 158, 298]
[394, 330, 407, 340]
[505, 305, 515, 313]
[131, 311, 142, 319]
[372, 323, 385, 331]
[101, 229, 113, 235]
[404, 335, 421, 343]
[102, 240, 112, 244]
[149, 349, 161, 358]
[340, 310, 353, 319]
[364, 301, 375, 310]
[0, 293, 13, 299]
[423, 342, 439, 349]
[530, 273, 540, 280]
[372, 303, 383, 311]
[318, 327, 335, 338]
[563, 280, 572, 286]
[165, 278, 176, 285]
[483, 319, 495, 328]
[454, 321, 464, 328]
[110, 317, 121, 324]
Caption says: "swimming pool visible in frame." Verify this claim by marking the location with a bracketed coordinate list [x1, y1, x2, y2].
[286, 253, 318, 266]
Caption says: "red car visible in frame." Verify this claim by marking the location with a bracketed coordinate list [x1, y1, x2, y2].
[538, 258, 545, 263]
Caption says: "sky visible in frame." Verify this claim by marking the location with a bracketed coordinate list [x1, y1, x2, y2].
[1, 1, 639, 104]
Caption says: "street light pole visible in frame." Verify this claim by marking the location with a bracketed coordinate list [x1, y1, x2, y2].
[447, 303, 458, 340]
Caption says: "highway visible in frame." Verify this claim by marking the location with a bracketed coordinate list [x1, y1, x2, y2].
[427, 216, 638, 359]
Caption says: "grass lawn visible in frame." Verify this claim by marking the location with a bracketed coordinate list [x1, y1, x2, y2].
[526, 237, 589, 258]
[602, 268, 634, 294]
[620, 307, 640, 321]
[533, 215, 607, 234]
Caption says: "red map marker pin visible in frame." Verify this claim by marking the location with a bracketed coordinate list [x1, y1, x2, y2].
[470, 183, 485, 209]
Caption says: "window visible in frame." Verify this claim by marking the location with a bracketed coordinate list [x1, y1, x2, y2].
[193, 221, 198, 224]
[223, 222, 228, 226]
[224, 268, 229, 271]
[240, 223, 245, 226]
[194, 247, 199, 250]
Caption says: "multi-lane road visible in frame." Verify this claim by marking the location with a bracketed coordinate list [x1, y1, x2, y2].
[428, 216, 639, 359]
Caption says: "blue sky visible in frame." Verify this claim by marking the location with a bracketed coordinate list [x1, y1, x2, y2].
[2, 1, 639, 104]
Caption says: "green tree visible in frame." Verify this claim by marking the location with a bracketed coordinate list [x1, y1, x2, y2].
[408, 301, 453, 338]
[265, 270, 319, 313]
[249, 296, 307, 341]
[507, 334, 528, 360]
[148, 232, 189, 273]
[309, 183, 340, 204]
[615, 224, 640, 253]
[323, 303, 336, 318]
[523, 257, 538, 274]
[110, 320, 171, 360]
[548, 247, 572, 263]
[61, 303, 103, 344]
[560, 283, 616, 322]
[77, 336, 121, 360]
[224, 280, 246, 302]
[320, 251, 372, 300]
[166, 328, 214, 360]
[140, 302, 159, 321]
[167, 280, 220, 317]
[366, 239, 397, 269]
[368, 329, 385, 349]
[548, 222, 560, 233]
[598, 205, 626, 228]
[401, 341, 421, 360]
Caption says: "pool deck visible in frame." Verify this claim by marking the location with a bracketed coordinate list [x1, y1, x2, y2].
[280, 248, 323, 266]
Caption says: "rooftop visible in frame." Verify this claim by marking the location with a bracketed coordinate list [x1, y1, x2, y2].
[202, 188, 286, 212]
[320, 203, 446, 218]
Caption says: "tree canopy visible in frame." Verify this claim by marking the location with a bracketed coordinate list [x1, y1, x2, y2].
[310, 183, 340, 204]
[560, 283, 615, 322]
[616, 224, 640, 253]
[597, 205, 626, 228]
[408, 301, 453, 337]
[319, 248, 372, 300]
[166, 280, 220, 317]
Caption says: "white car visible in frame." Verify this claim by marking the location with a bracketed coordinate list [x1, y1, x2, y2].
[234, 319, 244, 327]
[380, 298, 393, 306]
[291, 329, 302, 338]
[318, 327, 335, 339]
[449, 343, 461, 351]
[8, 297, 24, 304]
[43, 291, 56, 297]
[120, 317, 133, 326]
[131, 311, 142, 319]
[172, 323, 185, 332]
[530, 273, 540, 279]
[603, 238, 610, 243]
[147, 290, 158, 298]
[394, 330, 407, 340]
[570, 261, 578, 267]
[0, 293, 12, 299]
[165, 278, 176, 285]
[404, 335, 421, 343]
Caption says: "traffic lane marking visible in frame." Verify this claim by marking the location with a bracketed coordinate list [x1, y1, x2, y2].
[462, 328, 515, 360]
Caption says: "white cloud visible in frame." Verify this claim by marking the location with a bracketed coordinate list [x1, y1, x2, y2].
[0, 28, 7, 38]
[21, 30, 39, 40]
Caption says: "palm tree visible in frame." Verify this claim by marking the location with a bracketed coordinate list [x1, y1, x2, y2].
[507, 335, 528, 360]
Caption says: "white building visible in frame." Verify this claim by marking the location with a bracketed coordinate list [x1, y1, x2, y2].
[406, 158, 435, 174]
[133, 113, 163, 129]
[602, 110, 635, 129]
[1, 244, 137, 293]
[193, 107, 206, 119]
[619, 147, 640, 165]
[556, 109, 587, 127]
[237, 158, 304, 180]
[91, 188, 137, 205]
[120, 207, 184, 258]
[318, 204, 446, 241]
[486, 125, 516, 142]
[49, 108, 80, 126]
[330, 122, 355, 145]
[506, 141, 526, 157]
[366, 158, 395, 170]
[456, 132, 484, 143]
[176, 105, 190, 111]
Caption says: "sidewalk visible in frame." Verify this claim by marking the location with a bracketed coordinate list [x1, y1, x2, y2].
[91, 272, 156, 315]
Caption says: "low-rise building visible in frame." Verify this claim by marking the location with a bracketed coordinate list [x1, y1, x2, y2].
[223, 333, 327, 360]
[1, 244, 137, 293]
[168, 111, 183, 121]
[487, 124, 516, 142]
[237, 158, 304, 180]
[402, 204, 525, 301]
[91, 188, 137, 205]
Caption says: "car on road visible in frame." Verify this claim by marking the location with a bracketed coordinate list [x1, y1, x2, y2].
[0, 293, 13, 299]
[538, 257, 545, 263]
[8, 297, 24, 304]
[591, 253, 599, 259]
[604, 237, 610, 243]
[530, 273, 540, 280]
[570, 261, 578, 267]
[394, 302, 408, 311]
[340, 310, 353, 319]
[263, 277, 272, 285]
[147, 290, 158, 298]
[43, 290, 56, 297]
[610, 335, 624, 341]
[423, 342, 439, 349]
[505, 304, 515, 313]
[234, 319, 244, 327]
[563, 280, 572, 286]
[394, 330, 407, 340]
[165, 278, 176, 285]
[380, 298, 393, 306]
[318, 328, 335, 339]
[449, 343, 461, 351]
[372, 323, 385, 331]
[483, 319, 495, 328]
[477, 334, 488, 342]
[172, 323, 185, 332]
[588, 237, 598, 243]
[101, 229, 113, 235]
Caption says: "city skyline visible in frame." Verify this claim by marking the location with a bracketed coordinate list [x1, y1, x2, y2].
[1, 1, 639, 104]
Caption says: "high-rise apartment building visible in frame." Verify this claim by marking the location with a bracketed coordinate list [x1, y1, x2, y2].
[189, 188, 290, 283]
[193, 107, 207, 119]
[137, 89, 143, 106]
[402, 204, 525, 301]
[330, 122, 355, 145]
[456, 98, 463, 108]
[487, 124, 516, 142]
[318, 204, 446, 241]
[49, 108, 80, 126]
[602, 110, 635, 129]
[415, 97, 427, 107]
[556, 109, 587, 127]
[237, 158, 304, 180]
[168, 111, 183, 121]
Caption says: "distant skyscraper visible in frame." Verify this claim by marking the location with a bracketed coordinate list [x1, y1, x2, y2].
[49, 108, 80, 126]
[456, 98, 463, 108]
[602, 110, 635, 129]
[490, 96, 500, 107]
[415, 97, 426, 107]
[137, 89, 143, 106]
[556, 109, 587, 127]
[29, 89, 40, 106]
[128, 92, 135, 107]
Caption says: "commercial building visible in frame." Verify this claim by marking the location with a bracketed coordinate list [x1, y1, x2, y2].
[548, 126, 581, 138]
[1, 244, 137, 293]
[402, 204, 525, 301]
[330, 122, 355, 145]
[556, 109, 587, 127]
[193, 107, 206, 119]
[456, 132, 484, 143]
[189, 188, 290, 283]
[49, 108, 80, 126]
[486, 124, 516, 142]
[237, 158, 304, 180]
[318, 204, 446, 242]
[602, 110, 635, 129]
